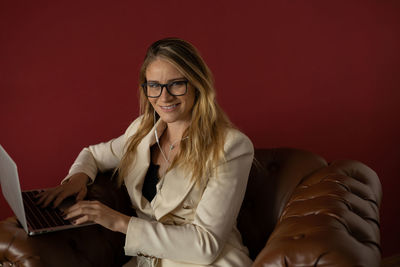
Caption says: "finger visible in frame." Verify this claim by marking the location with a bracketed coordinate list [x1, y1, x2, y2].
[36, 189, 55, 203]
[36, 191, 50, 205]
[34, 190, 46, 198]
[65, 201, 104, 220]
[64, 201, 94, 216]
[36, 189, 58, 207]
[64, 206, 85, 220]
[64, 209, 84, 220]
[53, 190, 70, 208]
[65, 205, 99, 221]
[73, 214, 93, 225]
[41, 187, 65, 208]
[41, 192, 58, 208]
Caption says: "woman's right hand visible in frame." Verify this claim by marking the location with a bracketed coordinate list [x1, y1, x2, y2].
[36, 172, 90, 208]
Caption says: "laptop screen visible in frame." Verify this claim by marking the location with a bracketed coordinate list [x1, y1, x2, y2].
[0, 144, 28, 232]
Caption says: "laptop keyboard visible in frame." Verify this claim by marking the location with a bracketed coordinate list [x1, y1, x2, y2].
[22, 190, 71, 230]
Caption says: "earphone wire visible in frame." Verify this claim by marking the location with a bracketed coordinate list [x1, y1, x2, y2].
[154, 110, 169, 164]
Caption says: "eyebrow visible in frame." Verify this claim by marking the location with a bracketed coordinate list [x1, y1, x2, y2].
[146, 77, 186, 83]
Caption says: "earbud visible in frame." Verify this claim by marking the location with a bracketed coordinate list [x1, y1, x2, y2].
[154, 110, 160, 144]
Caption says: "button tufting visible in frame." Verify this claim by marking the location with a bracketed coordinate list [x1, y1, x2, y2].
[0, 262, 14, 267]
[292, 234, 305, 240]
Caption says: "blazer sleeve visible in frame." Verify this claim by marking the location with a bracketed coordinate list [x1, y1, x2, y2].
[62, 116, 143, 184]
[124, 130, 254, 264]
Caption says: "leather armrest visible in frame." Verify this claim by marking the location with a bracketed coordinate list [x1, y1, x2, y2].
[0, 172, 135, 267]
[238, 148, 327, 259]
[253, 160, 382, 267]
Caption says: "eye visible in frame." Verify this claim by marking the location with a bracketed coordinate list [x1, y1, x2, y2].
[148, 82, 160, 88]
[170, 81, 186, 87]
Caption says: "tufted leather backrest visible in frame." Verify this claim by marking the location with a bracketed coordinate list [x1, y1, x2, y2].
[250, 154, 382, 266]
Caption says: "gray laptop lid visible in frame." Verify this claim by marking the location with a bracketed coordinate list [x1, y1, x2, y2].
[0, 144, 28, 233]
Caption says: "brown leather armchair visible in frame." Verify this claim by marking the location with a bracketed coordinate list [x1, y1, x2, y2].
[0, 148, 382, 267]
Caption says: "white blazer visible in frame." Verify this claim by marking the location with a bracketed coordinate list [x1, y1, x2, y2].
[64, 116, 254, 267]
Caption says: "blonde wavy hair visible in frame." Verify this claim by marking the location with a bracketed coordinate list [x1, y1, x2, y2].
[117, 38, 232, 185]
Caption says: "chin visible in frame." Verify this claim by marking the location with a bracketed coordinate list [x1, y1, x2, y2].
[159, 114, 179, 123]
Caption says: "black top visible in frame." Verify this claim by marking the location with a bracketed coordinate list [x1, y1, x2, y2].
[142, 160, 160, 202]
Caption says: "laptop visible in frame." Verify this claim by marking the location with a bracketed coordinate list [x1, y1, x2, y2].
[0, 144, 93, 235]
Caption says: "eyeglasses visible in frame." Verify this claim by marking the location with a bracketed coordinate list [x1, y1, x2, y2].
[141, 80, 189, 98]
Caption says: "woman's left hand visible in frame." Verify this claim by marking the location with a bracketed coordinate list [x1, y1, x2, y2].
[64, 200, 130, 234]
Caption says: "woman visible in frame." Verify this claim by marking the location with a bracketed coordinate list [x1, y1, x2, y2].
[37, 38, 254, 267]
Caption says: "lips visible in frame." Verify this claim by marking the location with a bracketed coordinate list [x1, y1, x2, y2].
[159, 103, 180, 112]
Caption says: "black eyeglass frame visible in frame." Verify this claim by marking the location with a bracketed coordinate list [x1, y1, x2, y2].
[141, 80, 189, 98]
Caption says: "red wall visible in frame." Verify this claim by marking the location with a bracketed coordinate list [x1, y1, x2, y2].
[1, 0, 399, 257]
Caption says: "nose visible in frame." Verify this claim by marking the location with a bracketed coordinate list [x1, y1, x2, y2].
[159, 85, 174, 101]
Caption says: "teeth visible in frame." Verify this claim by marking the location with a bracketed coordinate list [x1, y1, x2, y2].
[161, 104, 177, 110]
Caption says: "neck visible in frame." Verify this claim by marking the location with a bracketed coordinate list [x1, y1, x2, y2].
[157, 121, 190, 164]
[165, 120, 190, 142]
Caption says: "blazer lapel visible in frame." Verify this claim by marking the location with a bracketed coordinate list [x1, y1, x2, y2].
[124, 120, 166, 211]
[124, 118, 197, 220]
[152, 165, 196, 220]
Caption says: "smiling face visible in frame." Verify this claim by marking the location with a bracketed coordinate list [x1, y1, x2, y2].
[145, 58, 196, 128]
